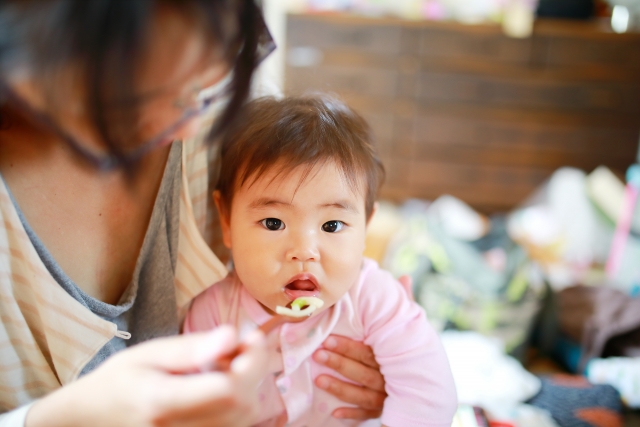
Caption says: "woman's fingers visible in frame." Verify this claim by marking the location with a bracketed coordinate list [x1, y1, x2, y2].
[314, 373, 386, 411]
[231, 330, 268, 380]
[321, 335, 380, 369]
[128, 325, 240, 373]
[96, 327, 264, 426]
[158, 329, 267, 412]
[313, 335, 386, 421]
[155, 371, 236, 414]
[26, 326, 266, 427]
[313, 348, 385, 391]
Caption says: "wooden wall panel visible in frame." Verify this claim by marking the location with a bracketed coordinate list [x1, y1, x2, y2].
[287, 18, 403, 55]
[417, 72, 640, 114]
[285, 14, 640, 212]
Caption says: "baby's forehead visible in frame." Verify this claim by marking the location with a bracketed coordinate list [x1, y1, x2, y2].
[237, 160, 367, 206]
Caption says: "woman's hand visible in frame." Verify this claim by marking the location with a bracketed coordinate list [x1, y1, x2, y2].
[26, 326, 267, 427]
[311, 275, 413, 420]
[312, 335, 387, 420]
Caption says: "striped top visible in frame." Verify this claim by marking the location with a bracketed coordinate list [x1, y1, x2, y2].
[0, 136, 227, 412]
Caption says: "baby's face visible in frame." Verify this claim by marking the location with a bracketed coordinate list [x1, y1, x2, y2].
[219, 161, 369, 316]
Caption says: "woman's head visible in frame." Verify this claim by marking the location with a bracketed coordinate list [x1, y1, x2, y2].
[0, 0, 271, 168]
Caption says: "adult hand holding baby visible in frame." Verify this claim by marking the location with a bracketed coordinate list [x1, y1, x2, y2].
[26, 327, 267, 427]
[314, 275, 412, 420]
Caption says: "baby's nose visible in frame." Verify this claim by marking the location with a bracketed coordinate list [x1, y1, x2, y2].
[287, 234, 320, 262]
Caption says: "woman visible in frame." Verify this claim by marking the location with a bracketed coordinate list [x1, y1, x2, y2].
[0, 1, 388, 426]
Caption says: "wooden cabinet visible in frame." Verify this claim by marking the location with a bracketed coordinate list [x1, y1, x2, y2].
[285, 13, 640, 212]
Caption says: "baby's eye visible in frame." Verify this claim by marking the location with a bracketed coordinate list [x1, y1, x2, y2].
[322, 220, 344, 233]
[261, 218, 285, 231]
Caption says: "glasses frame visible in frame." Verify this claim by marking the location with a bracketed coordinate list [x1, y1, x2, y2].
[0, 80, 231, 170]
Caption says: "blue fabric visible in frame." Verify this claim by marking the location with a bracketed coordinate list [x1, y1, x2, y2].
[528, 375, 623, 427]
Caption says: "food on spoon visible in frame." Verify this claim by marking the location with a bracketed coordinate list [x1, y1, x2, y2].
[276, 296, 324, 318]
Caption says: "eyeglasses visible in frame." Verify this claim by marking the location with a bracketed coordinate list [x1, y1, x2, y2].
[0, 77, 232, 170]
[173, 72, 232, 115]
[119, 76, 234, 166]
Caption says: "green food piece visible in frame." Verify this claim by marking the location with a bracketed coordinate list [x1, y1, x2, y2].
[291, 298, 308, 311]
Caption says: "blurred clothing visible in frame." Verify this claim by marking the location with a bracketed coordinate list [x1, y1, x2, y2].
[558, 285, 640, 370]
[0, 138, 227, 419]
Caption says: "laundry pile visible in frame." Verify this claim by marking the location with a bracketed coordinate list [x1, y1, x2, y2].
[365, 165, 640, 427]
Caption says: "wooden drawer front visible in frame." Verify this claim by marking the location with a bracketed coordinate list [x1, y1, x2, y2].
[544, 38, 640, 70]
[287, 18, 402, 55]
[416, 25, 640, 74]
[414, 115, 637, 155]
[288, 65, 398, 98]
[379, 116, 636, 209]
[408, 160, 549, 189]
[417, 72, 640, 114]
[413, 116, 635, 170]
[380, 157, 551, 210]
[420, 28, 533, 66]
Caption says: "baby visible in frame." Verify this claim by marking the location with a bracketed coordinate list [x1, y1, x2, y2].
[184, 95, 457, 427]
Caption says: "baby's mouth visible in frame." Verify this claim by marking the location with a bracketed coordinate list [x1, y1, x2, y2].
[284, 274, 319, 303]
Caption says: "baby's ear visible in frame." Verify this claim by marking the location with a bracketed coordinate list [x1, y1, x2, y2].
[213, 191, 232, 249]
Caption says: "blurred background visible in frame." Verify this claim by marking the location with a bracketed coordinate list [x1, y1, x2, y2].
[254, 1, 640, 426]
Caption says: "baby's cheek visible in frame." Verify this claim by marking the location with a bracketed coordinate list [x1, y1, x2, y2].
[325, 253, 362, 296]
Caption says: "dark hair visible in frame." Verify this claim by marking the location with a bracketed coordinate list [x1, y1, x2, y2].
[216, 95, 385, 219]
[0, 0, 269, 166]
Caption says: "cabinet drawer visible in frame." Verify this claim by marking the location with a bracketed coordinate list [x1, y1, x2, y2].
[420, 28, 533, 66]
[417, 72, 640, 114]
[545, 37, 640, 70]
[287, 65, 398, 98]
[287, 16, 402, 55]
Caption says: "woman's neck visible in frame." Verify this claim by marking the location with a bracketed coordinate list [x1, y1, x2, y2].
[0, 105, 171, 304]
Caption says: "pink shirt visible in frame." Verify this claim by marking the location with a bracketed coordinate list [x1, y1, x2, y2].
[184, 258, 457, 427]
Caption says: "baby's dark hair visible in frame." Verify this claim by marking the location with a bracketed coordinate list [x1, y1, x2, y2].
[215, 95, 385, 219]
